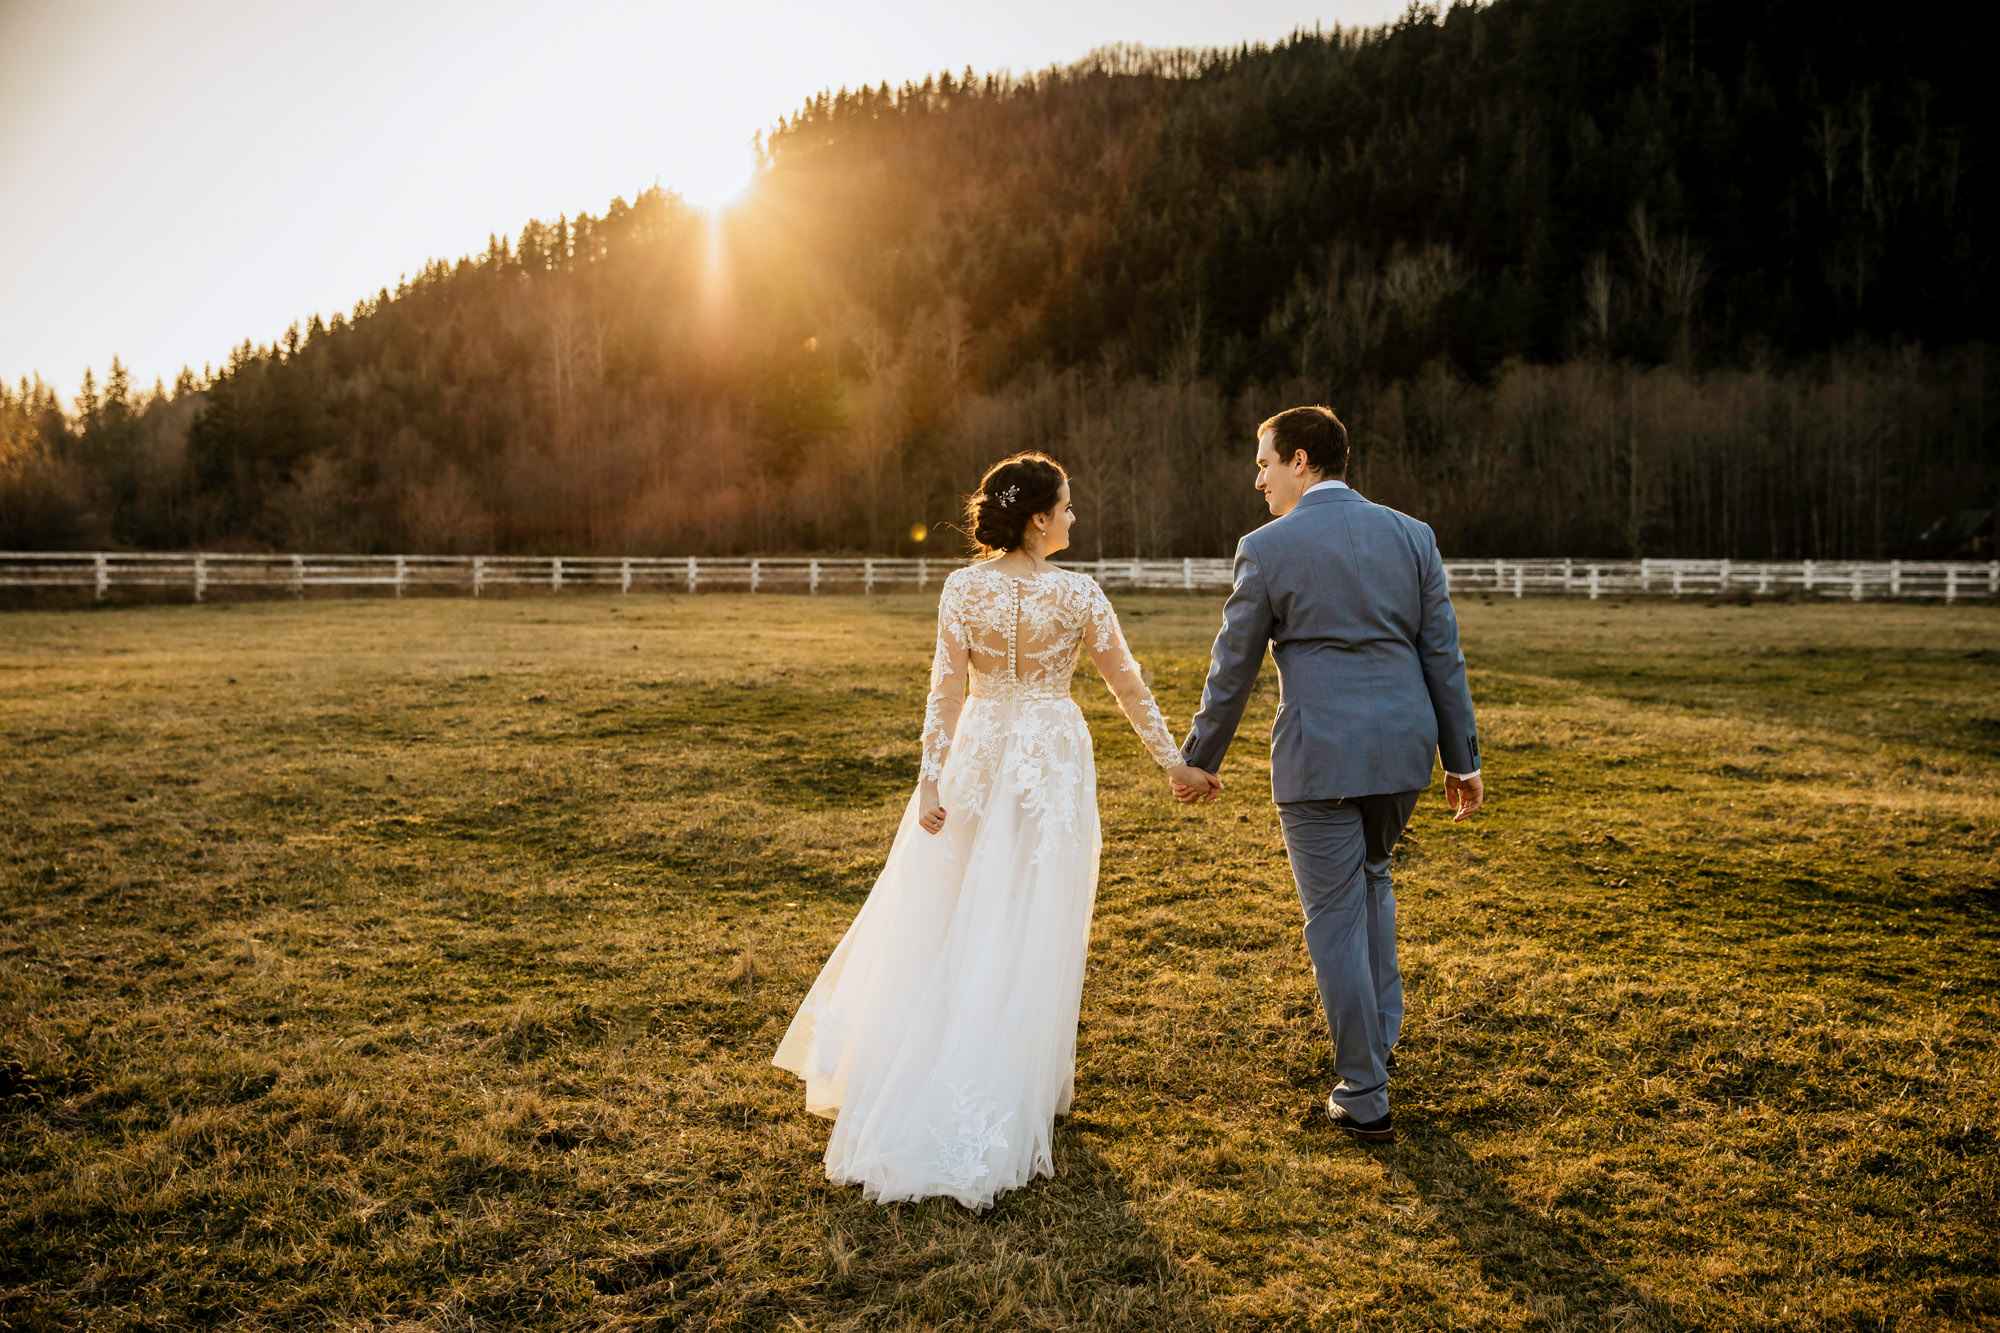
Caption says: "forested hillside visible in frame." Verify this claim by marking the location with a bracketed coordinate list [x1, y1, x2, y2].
[4, 0, 1993, 559]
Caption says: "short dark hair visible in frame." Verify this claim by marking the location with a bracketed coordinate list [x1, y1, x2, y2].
[964, 452, 1067, 554]
[1258, 405, 1349, 478]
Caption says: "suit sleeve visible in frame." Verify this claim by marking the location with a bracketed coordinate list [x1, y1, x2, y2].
[1414, 526, 1480, 775]
[1179, 536, 1276, 775]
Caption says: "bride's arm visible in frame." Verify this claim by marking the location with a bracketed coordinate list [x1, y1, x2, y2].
[1085, 582, 1188, 772]
[917, 579, 969, 831]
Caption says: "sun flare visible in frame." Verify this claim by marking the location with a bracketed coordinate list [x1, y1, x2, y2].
[675, 155, 758, 213]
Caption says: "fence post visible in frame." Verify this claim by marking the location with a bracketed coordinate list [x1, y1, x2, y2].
[917, 557, 928, 591]
[1991, 560, 1999, 596]
[864, 558, 875, 594]
[1946, 567, 1958, 604]
[1513, 565, 1524, 598]
[93, 553, 108, 601]
[1672, 564, 1683, 597]
[1562, 557, 1573, 592]
[1890, 560, 1902, 598]
[1494, 558, 1504, 593]
[550, 557, 563, 594]
[1182, 556, 1193, 590]
[1851, 569, 1864, 601]
[809, 559, 819, 595]
[190, 554, 206, 603]
[1639, 557, 1649, 593]
[1718, 558, 1730, 593]
[394, 554, 406, 598]
[473, 556, 485, 597]
[686, 557, 697, 593]
[1803, 559, 1815, 593]
[290, 554, 304, 598]
[620, 558, 632, 594]
[1588, 565, 1600, 600]
[749, 559, 761, 593]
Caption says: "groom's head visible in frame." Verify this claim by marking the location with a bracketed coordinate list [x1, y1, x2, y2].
[1255, 405, 1349, 516]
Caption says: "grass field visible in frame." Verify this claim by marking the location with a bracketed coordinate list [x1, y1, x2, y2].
[2, 590, 1996, 1331]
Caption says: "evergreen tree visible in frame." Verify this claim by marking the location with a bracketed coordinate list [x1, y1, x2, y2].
[6, 0, 1993, 557]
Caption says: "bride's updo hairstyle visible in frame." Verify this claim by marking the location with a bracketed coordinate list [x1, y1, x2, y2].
[964, 452, 1067, 554]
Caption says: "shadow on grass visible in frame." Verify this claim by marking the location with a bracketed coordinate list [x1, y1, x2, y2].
[1376, 1126, 1690, 1332]
[802, 1116, 1220, 1331]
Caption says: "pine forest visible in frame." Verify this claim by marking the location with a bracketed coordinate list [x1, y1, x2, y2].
[3, 0, 1992, 560]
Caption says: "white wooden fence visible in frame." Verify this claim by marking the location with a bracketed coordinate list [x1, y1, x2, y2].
[0, 552, 1995, 602]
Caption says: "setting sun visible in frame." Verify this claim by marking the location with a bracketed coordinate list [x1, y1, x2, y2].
[675, 154, 759, 213]
[0, 1, 1409, 392]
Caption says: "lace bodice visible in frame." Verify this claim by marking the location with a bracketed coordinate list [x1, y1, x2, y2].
[920, 564, 1184, 781]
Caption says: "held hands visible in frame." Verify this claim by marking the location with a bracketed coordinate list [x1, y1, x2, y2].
[917, 781, 947, 834]
[1167, 764, 1222, 805]
[927, 767, 1225, 826]
[1445, 772, 1485, 822]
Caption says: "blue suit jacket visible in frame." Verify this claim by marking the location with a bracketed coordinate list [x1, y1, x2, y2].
[1180, 486, 1479, 802]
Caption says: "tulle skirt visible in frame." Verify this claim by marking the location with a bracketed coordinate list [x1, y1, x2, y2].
[772, 693, 1101, 1209]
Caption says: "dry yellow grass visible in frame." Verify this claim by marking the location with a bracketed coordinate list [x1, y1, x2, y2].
[1, 591, 1995, 1330]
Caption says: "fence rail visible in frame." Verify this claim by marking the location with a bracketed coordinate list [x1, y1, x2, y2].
[1, 552, 1996, 603]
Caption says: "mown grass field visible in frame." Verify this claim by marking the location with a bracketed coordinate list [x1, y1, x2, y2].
[2, 590, 1996, 1332]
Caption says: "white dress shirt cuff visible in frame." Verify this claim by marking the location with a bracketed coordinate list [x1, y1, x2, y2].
[1445, 769, 1480, 781]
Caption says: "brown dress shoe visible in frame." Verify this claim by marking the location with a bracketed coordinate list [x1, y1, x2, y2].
[1326, 1098, 1396, 1142]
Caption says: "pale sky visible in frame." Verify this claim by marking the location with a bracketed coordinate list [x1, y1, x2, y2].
[0, 0, 1406, 398]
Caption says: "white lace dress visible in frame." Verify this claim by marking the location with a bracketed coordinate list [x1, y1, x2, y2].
[772, 563, 1184, 1209]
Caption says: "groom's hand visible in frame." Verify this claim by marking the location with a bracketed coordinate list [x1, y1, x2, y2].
[1168, 764, 1221, 804]
[1445, 772, 1484, 822]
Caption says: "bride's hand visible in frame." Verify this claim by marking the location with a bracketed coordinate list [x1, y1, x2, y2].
[917, 782, 947, 834]
[1168, 764, 1221, 804]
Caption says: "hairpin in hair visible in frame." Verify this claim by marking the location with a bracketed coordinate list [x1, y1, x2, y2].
[997, 485, 1020, 507]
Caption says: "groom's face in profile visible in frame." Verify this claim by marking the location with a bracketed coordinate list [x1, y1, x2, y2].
[1255, 428, 1315, 517]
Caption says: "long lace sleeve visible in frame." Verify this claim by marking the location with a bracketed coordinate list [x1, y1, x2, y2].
[1085, 581, 1185, 770]
[919, 578, 970, 782]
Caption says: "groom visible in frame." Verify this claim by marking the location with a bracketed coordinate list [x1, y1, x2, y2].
[1171, 405, 1482, 1143]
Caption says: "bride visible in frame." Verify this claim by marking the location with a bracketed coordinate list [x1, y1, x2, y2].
[773, 451, 1212, 1208]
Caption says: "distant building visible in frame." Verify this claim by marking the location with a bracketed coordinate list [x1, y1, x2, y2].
[1917, 509, 1994, 559]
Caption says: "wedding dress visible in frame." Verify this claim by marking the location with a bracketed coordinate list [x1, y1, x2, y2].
[773, 563, 1184, 1208]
